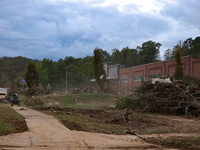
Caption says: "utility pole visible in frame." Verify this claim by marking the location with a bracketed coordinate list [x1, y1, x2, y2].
[65, 67, 67, 93]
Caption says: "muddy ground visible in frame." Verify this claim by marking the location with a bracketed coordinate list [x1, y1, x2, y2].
[3, 105, 199, 149]
[33, 106, 200, 149]
[2, 119, 28, 136]
[35, 106, 200, 134]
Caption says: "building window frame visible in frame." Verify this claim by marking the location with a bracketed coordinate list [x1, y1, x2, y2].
[121, 78, 128, 83]
[149, 73, 161, 80]
[133, 76, 143, 81]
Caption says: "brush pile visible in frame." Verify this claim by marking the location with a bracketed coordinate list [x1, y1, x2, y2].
[24, 98, 44, 107]
[116, 75, 200, 117]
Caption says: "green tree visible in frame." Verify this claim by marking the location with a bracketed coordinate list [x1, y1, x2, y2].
[163, 49, 172, 60]
[25, 62, 40, 88]
[93, 48, 106, 90]
[110, 48, 123, 64]
[174, 51, 184, 80]
[190, 36, 200, 59]
[67, 64, 87, 91]
[139, 41, 161, 64]
[8, 79, 17, 96]
[182, 38, 193, 55]
[81, 61, 94, 82]
[100, 49, 111, 62]
[171, 43, 188, 58]
[35, 62, 48, 87]
[121, 47, 138, 67]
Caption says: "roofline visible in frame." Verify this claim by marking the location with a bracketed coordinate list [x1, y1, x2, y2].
[108, 64, 122, 68]
[120, 55, 190, 70]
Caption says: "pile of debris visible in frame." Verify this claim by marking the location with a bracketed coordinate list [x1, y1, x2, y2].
[89, 87, 95, 93]
[117, 75, 200, 117]
[73, 88, 82, 94]
[23, 98, 44, 107]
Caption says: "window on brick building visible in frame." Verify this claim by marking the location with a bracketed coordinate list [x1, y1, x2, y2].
[133, 76, 143, 81]
[121, 78, 128, 83]
[149, 73, 161, 80]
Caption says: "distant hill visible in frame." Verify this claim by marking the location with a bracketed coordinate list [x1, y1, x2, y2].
[0, 56, 39, 87]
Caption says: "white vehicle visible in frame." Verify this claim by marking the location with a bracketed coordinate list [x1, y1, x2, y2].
[0, 88, 8, 100]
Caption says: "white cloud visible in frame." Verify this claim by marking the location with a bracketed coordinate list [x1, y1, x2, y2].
[0, 0, 199, 61]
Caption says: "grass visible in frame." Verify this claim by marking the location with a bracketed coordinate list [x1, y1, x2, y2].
[34, 93, 122, 109]
[0, 104, 27, 136]
[20, 93, 127, 134]
[43, 110, 127, 135]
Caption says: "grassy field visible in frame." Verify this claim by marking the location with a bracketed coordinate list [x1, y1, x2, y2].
[33, 93, 124, 109]
[0, 104, 27, 136]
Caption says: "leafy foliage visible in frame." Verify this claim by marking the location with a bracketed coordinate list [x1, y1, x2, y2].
[25, 62, 39, 88]
[139, 41, 161, 64]
[116, 95, 139, 109]
[93, 48, 106, 90]
[174, 51, 184, 80]
[67, 64, 87, 91]
[9, 80, 17, 96]
[0, 56, 39, 87]
[190, 36, 200, 59]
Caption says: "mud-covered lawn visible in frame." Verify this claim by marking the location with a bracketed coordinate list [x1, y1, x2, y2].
[34, 106, 200, 149]
[35, 106, 200, 134]
[0, 104, 28, 136]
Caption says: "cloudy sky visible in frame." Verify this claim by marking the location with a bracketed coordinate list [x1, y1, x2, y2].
[0, 0, 199, 61]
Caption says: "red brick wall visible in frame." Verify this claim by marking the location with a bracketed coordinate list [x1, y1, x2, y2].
[131, 66, 145, 91]
[119, 69, 130, 92]
[191, 57, 200, 78]
[111, 56, 200, 92]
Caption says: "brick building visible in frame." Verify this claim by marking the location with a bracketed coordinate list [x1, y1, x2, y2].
[104, 56, 200, 92]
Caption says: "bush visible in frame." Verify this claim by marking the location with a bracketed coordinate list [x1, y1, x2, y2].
[116, 95, 140, 110]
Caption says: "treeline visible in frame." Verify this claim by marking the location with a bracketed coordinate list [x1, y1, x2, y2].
[0, 36, 199, 92]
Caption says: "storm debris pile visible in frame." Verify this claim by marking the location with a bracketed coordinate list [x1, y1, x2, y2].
[24, 98, 44, 107]
[116, 75, 200, 117]
[73, 88, 82, 94]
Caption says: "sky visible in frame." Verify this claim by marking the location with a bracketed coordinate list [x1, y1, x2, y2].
[0, 0, 200, 61]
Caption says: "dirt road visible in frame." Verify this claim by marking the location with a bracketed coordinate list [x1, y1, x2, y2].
[0, 107, 165, 150]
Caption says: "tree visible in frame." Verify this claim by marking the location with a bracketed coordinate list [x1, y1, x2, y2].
[174, 51, 184, 80]
[190, 36, 200, 59]
[171, 43, 188, 58]
[110, 48, 123, 64]
[182, 38, 193, 55]
[164, 49, 172, 60]
[139, 41, 161, 64]
[25, 62, 39, 88]
[67, 64, 87, 91]
[100, 49, 111, 62]
[81, 62, 94, 82]
[8, 79, 17, 96]
[93, 48, 106, 90]
[35, 62, 48, 88]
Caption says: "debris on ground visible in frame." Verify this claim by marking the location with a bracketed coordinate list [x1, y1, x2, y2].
[23, 98, 44, 107]
[125, 130, 147, 140]
[73, 88, 82, 94]
[116, 75, 200, 117]
[73, 97, 83, 105]
[35, 106, 200, 134]
[89, 87, 95, 93]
